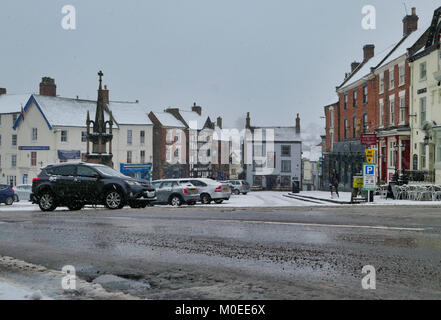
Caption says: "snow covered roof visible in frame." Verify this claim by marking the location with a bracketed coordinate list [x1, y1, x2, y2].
[178, 110, 209, 130]
[339, 28, 428, 91]
[375, 27, 428, 70]
[151, 112, 186, 128]
[339, 46, 393, 90]
[0, 94, 31, 114]
[32, 95, 115, 128]
[249, 126, 301, 142]
[108, 102, 152, 125]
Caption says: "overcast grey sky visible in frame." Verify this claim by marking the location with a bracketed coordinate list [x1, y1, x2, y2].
[1, 0, 440, 130]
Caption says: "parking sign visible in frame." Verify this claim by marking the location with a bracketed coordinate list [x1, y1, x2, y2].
[363, 163, 376, 191]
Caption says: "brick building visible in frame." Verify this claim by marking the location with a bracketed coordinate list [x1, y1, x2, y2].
[148, 104, 229, 180]
[375, 11, 428, 183]
[323, 8, 427, 190]
[148, 111, 188, 180]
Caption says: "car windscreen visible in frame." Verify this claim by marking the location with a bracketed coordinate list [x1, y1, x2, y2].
[94, 166, 128, 178]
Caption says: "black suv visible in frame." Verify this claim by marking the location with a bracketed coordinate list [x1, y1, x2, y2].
[31, 163, 156, 211]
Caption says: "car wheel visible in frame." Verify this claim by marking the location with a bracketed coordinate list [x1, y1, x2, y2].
[67, 203, 83, 211]
[5, 196, 14, 206]
[104, 190, 123, 210]
[201, 194, 212, 204]
[234, 189, 240, 195]
[38, 192, 57, 212]
[214, 199, 224, 204]
[169, 195, 182, 207]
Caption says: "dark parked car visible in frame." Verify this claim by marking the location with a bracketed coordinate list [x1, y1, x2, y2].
[0, 184, 15, 206]
[31, 163, 157, 211]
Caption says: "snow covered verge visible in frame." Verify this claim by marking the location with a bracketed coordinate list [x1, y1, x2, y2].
[0, 256, 139, 300]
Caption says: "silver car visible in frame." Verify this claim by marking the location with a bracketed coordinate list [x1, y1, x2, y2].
[178, 178, 231, 204]
[13, 184, 32, 201]
[151, 180, 200, 206]
[226, 180, 250, 195]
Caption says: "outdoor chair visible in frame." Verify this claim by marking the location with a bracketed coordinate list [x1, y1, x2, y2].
[431, 185, 441, 201]
[378, 185, 388, 199]
[396, 185, 409, 200]
[416, 185, 432, 201]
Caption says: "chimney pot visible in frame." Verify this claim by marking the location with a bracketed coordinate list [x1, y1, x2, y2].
[403, 7, 418, 36]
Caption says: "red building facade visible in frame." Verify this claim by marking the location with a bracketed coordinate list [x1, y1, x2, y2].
[323, 8, 426, 188]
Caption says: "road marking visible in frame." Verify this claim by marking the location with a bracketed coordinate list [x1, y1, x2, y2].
[208, 219, 425, 231]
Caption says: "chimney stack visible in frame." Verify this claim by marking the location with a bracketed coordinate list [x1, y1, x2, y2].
[295, 113, 301, 134]
[192, 102, 202, 115]
[363, 44, 375, 62]
[39, 77, 56, 96]
[102, 85, 109, 105]
[351, 61, 361, 73]
[246, 112, 251, 129]
[403, 7, 418, 36]
[216, 116, 222, 129]
[0, 88, 6, 95]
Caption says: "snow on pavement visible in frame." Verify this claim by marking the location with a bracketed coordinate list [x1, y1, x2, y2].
[0, 193, 321, 212]
[0, 256, 138, 300]
[0, 278, 51, 300]
[200, 191, 321, 207]
[299, 191, 441, 206]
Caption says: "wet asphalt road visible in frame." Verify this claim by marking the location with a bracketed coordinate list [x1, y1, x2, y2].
[0, 205, 440, 299]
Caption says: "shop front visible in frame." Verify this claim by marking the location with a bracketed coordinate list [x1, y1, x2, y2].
[376, 130, 410, 184]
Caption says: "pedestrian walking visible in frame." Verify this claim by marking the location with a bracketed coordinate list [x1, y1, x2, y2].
[330, 170, 340, 198]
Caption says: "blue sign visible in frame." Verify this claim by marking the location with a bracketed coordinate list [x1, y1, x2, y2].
[364, 165, 375, 175]
[120, 163, 153, 182]
[19, 146, 50, 151]
[58, 150, 81, 160]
